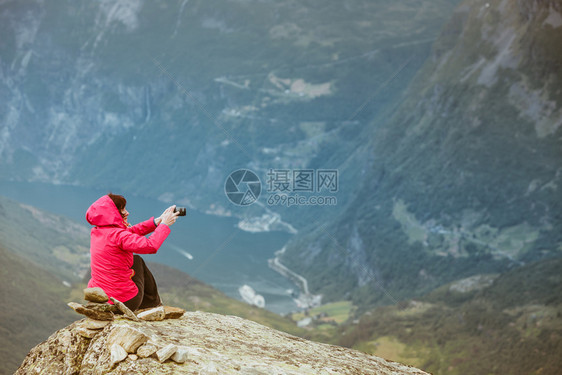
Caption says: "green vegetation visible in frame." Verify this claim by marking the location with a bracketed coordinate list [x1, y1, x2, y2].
[0, 245, 77, 375]
[287, 301, 356, 344]
[293, 301, 355, 324]
[0, 196, 90, 283]
[392, 198, 541, 259]
[335, 258, 562, 375]
[354, 335, 430, 369]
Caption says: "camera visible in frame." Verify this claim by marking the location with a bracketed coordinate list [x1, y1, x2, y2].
[174, 207, 187, 216]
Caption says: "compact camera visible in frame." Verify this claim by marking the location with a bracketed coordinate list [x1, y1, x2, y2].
[174, 207, 187, 216]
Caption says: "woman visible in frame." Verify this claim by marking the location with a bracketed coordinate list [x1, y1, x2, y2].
[86, 193, 180, 311]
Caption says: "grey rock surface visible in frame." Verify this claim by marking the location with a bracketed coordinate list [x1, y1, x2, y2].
[84, 287, 109, 303]
[156, 343, 177, 363]
[68, 302, 114, 321]
[164, 306, 186, 319]
[171, 346, 189, 364]
[76, 326, 100, 339]
[80, 318, 112, 330]
[109, 344, 127, 368]
[15, 322, 91, 374]
[16, 311, 429, 374]
[110, 297, 141, 322]
[105, 325, 148, 353]
[137, 306, 165, 321]
[84, 302, 119, 313]
[136, 343, 158, 358]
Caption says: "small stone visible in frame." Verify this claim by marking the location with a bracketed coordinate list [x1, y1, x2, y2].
[110, 297, 141, 322]
[156, 343, 177, 363]
[84, 302, 120, 313]
[128, 354, 138, 361]
[164, 306, 186, 319]
[136, 343, 158, 358]
[75, 326, 99, 339]
[137, 306, 165, 321]
[110, 344, 127, 367]
[171, 346, 189, 363]
[106, 325, 149, 353]
[68, 302, 114, 321]
[81, 319, 111, 330]
[84, 287, 109, 303]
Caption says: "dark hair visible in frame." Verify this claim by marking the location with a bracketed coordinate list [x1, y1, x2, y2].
[108, 193, 127, 211]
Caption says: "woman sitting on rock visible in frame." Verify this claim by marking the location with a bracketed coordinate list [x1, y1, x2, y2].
[85, 193, 179, 311]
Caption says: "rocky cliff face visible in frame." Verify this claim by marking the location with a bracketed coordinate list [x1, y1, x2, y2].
[0, 0, 456, 218]
[16, 311, 428, 375]
[281, 0, 562, 305]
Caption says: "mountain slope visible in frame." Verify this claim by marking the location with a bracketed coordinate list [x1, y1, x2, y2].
[0, 245, 77, 375]
[281, 0, 562, 306]
[0, 195, 90, 283]
[337, 257, 562, 375]
[0, 0, 459, 226]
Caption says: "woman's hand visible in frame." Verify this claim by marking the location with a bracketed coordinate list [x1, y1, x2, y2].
[157, 205, 181, 227]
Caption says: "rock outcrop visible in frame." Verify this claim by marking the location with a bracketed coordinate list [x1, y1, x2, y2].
[84, 287, 110, 303]
[16, 311, 429, 374]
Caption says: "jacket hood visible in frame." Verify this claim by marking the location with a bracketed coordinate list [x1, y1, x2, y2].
[86, 195, 126, 228]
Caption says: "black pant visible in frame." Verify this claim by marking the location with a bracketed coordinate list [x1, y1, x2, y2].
[124, 255, 162, 311]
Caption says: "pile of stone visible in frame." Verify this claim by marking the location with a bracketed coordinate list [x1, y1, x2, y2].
[68, 287, 185, 323]
[67, 287, 187, 368]
[106, 325, 193, 367]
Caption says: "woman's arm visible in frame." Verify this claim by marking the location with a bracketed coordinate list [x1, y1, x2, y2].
[117, 224, 171, 254]
[127, 205, 178, 235]
[127, 218, 157, 236]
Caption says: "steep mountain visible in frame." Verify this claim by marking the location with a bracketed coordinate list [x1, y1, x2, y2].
[16, 311, 428, 374]
[337, 257, 562, 375]
[0, 0, 459, 225]
[281, 0, 562, 306]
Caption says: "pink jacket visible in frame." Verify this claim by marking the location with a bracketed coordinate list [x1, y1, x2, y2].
[86, 195, 170, 303]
